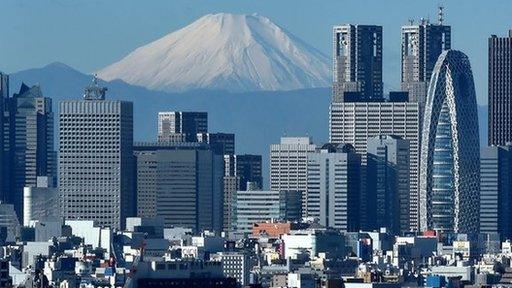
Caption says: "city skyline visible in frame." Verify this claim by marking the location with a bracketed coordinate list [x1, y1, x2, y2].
[1, 0, 511, 105]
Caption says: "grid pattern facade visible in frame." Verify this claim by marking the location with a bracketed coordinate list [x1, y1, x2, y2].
[401, 23, 451, 105]
[480, 146, 512, 239]
[134, 142, 221, 231]
[419, 50, 480, 233]
[158, 111, 207, 142]
[333, 25, 383, 102]
[329, 102, 419, 230]
[270, 137, 316, 213]
[59, 99, 134, 230]
[306, 144, 360, 231]
[489, 31, 512, 146]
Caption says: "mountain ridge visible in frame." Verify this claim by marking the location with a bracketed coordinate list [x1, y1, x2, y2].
[97, 13, 331, 93]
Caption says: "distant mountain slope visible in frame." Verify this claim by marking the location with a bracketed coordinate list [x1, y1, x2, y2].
[97, 13, 331, 92]
[9, 63, 332, 185]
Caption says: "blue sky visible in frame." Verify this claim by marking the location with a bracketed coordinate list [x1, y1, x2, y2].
[1, 0, 511, 104]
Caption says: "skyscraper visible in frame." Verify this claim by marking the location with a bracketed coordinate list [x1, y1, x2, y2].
[9, 84, 56, 219]
[401, 11, 451, 106]
[329, 100, 419, 230]
[488, 30, 512, 146]
[306, 143, 361, 231]
[0, 72, 8, 204]
[158, 111, 207, 142]
[134, 142, 223, 231]
[197, 132, 235, 155]
[59, 77, 134, 230]
[419, 50, 480, 233]
[332, 25, 383, 102]
[367, 135, 410, 234]
[223, 154, 263, 231]
[270, 137, 316, 213]
[480, 145, 512, 240]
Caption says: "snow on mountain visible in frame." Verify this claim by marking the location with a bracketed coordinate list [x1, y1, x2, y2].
[97, 13, 331, 92]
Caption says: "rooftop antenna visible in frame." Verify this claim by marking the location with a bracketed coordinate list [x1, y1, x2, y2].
[408, 19, 414, 26]
[438, 5, 444, 25]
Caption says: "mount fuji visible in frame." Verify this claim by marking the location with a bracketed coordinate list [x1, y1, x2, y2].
[97, 13, 331, 92]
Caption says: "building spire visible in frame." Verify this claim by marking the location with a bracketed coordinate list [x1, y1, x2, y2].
[84, 74, 107, 100]
[438, 5, 444, 25]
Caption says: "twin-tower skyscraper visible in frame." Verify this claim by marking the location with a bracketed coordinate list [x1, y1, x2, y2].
[330, 8, 481, 233]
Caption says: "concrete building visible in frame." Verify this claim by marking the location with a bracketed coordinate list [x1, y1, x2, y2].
[0, 72, 7, 206]
[23, 176, 60, 226]
[232, 187, 301, 235]
[213, 252, 250, 287]
[329, 100, 419, 230]
[197, 132, 235, 155]
[332, 25, 383, 102]
[158, 111, 207, 142]
[401, 12, 451, 107]
[59, 77, 134, 230]
[306, 143, 361, 231]
[270, 137, 316, 210]
[419, 50, 480, 233]
[489, 30, 512, 146]
[281, 229, 346, 260]
[367, 135, 410, 234]
[134, 142, 223, 231]
[480, 145, 512, 239]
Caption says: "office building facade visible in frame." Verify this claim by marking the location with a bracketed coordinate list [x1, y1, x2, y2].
[23, 176, 60, 226]
[367, 135, 410, 234]
[59, 78, 134, 230]
[231, 188, 302, 234]
[197, 132, 235, 155]
[333, 25, 383, 102]
[488, 30, 512, 146]
[270, 137, 316, 213]
[222, 154, 262, 231]
[329, 101, 419, 230]
[419, 50, 480, 233]
[0, 73, 8, 204]
[480, 145, 512, 239]
[134, 142, 223, 232]
[158, 111, 207, 142]
[306, 143, 361, 231]
[401, 17, 451, 106]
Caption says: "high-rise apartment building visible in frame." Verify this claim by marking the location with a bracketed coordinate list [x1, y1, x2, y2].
[367, 135, 410, 234]
[59, 78, 134, 230]
[419, 50, 480, 233]
[197, 132, 235, 155]
[401, 13, 451, 106]
[158, 111, 207, 142]
[480, 145, 512, 240]
[329, 100, 419, 230]
[306, 143, 361, 231]
[134, 142, 223, 231]
[332, 25, 383, 102]
[489, 30, 512, 146]
[270, 137, 316, 212]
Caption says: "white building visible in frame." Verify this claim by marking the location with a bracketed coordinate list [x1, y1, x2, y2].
[270, 137, 316, 214]
[213, 252, 250, 286]
[329, 101, 419, 230]
[23, 176, 60, 226]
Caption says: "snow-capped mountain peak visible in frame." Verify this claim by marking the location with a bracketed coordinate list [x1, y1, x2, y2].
[97, 13, 331, 92]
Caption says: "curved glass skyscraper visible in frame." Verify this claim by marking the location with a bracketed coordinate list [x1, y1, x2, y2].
[419, 50, 480, 233]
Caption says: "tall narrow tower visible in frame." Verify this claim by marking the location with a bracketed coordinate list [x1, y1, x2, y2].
[401, 9, 451, 107]
[488, 30, 512, 146]
[419, 50, 480, 233]
[333, 25, 383, 102]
